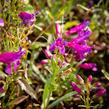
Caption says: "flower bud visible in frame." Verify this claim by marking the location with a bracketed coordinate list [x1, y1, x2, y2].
[96, 88, 106, 97]
[95, 82, 102, 87]
[71, 82, 81, 93]
[40, 59, 48, 64]
[87, 75, 93, 83]
[79, 63, 97, 71]
[76, 74, 84, 84]
[43, 49, 52, 59]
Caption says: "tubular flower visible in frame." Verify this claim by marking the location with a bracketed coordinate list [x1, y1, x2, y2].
[71, 82, 81, 93]
[96, 88, 106, 97]
[40, 59, 48, 65]
[87, 75, 93, 83]
[0, 19, 4, 27]
[49, 37, 67, 55]
[55, 22, 62, 37]
[75, 28, 92, 43]
[71, 43, 92, 61]
[19, 12, 35, 26]
[67, 28, 91, 46]
[65, 20, 89, 36]
[67, 22, 92, 61]
[79, 63, 97, 71]
[0, 48, 26, 75]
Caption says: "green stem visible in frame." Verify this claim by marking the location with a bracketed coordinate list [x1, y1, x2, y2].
[86, 94, 90, 109]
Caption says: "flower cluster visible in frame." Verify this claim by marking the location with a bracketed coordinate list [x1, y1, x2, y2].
[49, 22, 67, 55]
[0, 11, 35, 75]
[48, 21, 99, 73]
[49, 21, 92, 61]
[67, 21, 92, 61]
[49, 37, 67, 55]
[71, 74, 106, 97]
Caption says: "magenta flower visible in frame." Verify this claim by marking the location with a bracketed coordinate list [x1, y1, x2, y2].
[79, 63, 97, 71]
[68, 41, 92, 60]
[65, 20, 89, 36]
[0, 19, 4, 27]
[67, 26, 92, 61]
[0, 48, 25, 75]
[75, 28, 92, 44]
[49, 37, 67, 55]
[19, 12, 35, 26]
[67, 28, 91, 46]
[40, 59, 48, 65]
[87, 75, 93, 83]
[71, 82, 81, 93]
[96, 88, 106, 97]
[95, 82, 102, 87]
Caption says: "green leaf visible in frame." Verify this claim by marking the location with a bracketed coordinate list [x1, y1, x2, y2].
[41, 58, 60, 109]
[23, 4, 34, 12]
[32, 63, 46, 83]
[102, 69, 109, 80]
[46, 10, 54, 20]
[48, 91, 77, 109]
[64, 21, 79, 30]
[31, 42, 48, 49]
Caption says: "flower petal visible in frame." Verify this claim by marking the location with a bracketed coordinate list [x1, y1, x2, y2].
[5, 64, 12, 75]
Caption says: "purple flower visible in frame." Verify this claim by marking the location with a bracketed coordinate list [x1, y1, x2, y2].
[79, 63, 97, 71]
[0, 47, 26, 75]
[19, 12, 35, 26]
[49, 37, 67, 55]
[0, 19, 4, 27]
[76, 28, 92, 43]
[67, 26, 92, 61]
[71, 82, 81, 93]
[68, 42, 92, 61]
[65, 20, 89, 36]
[96, 88, 106, 97]
[67, 28, 91, 46]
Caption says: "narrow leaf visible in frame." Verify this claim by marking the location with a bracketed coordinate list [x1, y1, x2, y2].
[48, 91, 77, 109]
[17, 79, 37, 100]
[102, 69, 109, 80]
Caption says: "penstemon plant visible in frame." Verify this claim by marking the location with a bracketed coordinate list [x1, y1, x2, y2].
[41, 20, 106, 109]
[71, 75, 106, 109]
[0, 0, 38, 108]
[0, 1, 107, 109]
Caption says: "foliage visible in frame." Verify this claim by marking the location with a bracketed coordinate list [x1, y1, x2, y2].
[0, 0, 109, 109]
